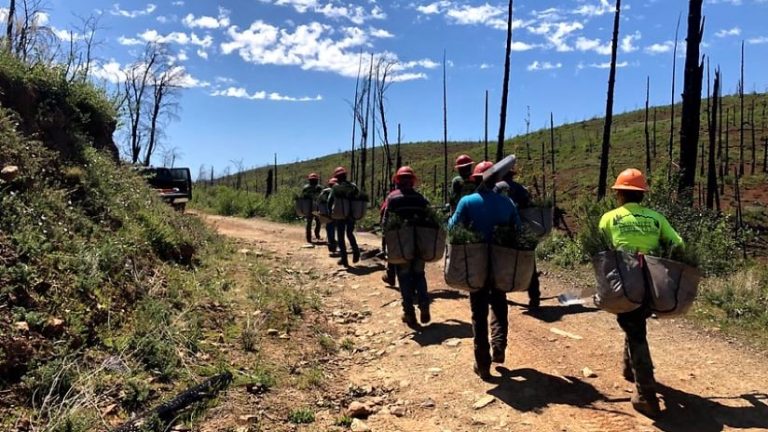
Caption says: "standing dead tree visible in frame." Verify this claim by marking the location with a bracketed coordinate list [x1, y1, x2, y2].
[550, 113, 557, 207]
[484, 90, 489, 161]
[375, 57, 396, 197]
[668, 14, 682, 169]
[144, 52, 181, 166]
[645, 76, 652, 175]
[6, 0, 16, 53]
[738, 41, 745, 177]
[350, 52, 363, 183]
[496, 0, 514, 162]
[442, 49, 448, 203]
[124, 44, 159, 165]
[750, 96, 756, 175]
[706, 68, 720, 211]
[396, 123, 402, 169]
[677, 0, 704, 202]
[597, 0, 622, 200]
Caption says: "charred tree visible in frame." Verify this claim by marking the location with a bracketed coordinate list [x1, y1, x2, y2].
[706, 68, 720, 211]
[442, 50, 448, 203]
[739, 41, 745, 177]
[484, 90, 489, 161]
[550, 113, 557, 207]
[645, 76, 652, 175]
[396, 123, 402, 169]
[750, 97, 756, 175]
[496, 0, 514, 162]
[266, 169, 273, 198]
[273, 154, 278, 193]
[677, 0, 704, 202]
[653, 107, 658, 158]
[668, 13, 682, 167]
[350, 52, 363, 182]
[5, 0, 15, 53]
[597, 0, 622, 200]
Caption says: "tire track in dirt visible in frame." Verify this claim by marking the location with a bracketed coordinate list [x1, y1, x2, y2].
[203, 213, 768, 432]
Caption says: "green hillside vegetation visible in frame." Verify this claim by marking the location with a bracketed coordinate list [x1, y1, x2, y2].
[0, 51, 324, 431]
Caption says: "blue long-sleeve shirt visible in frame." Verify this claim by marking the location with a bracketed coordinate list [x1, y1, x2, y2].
[448, 189, 521, 242]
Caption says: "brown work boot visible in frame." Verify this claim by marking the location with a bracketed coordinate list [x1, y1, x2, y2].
[631, 391, 660, 418]
[473, 363, 493, 381]
[419, 304, 431, 324]
[402, 309, 418, 328]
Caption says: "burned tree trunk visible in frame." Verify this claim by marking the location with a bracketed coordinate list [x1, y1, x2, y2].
[266, 169, 273, 198]
[706, 68, 720, 210]
[496, 0, 514, 162]
[273, 154, 278, 193]
[668, 14, 682, 167]
[442, 50, 448, 203]
[677, 0, 704, 202]
[484, 89, 489, 161]
[653, 107, 658, 158]
[396, 123, 402, 169]
[739, 42, 745, 177]
[597, 0, 622, 200]
[750, 97, 756, 175]
[645, 76, 652, 175]
[550, 113, 557, 207]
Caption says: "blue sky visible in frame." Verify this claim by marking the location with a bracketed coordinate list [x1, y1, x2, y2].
[41, 0, 768, 175]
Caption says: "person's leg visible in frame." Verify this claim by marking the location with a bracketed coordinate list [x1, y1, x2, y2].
[305, 216, 313, 244]
[489, 288, 509, 363]
[336, 220, 349, 266]
[411, 259, 430, 324]
[326, 221, 337, 253]
[346, 219, 360, 262]
[528, 262, 541, 309]
[397, 263, 417, 326]
[617, 306, 658, 416]
[469, 287, 492, 379]
[314, 216, 322, 239]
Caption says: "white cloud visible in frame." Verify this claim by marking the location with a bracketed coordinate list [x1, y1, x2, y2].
[527, 60, 562, 71]
[575, 36, 612, 55]
[479, 63, 492, 69]
[389, 72, 428, 82]
[573, 0, 614, 17]
[417, 1, 450, 14]
[118, 35, 144, 46]
[705, 0, 742, 4]
[197, 49, 209, 59]
[91, 60, 127, 83]
[211, 86, 323, 102]
[175, 49, 189, 62]
[370, 27, 394, 38]
[644, 40, 675, 54]
[182, 7, 231, 29]
[111, 3, 157, 18]
[157, 16, 169, 23]
[445, 4, 505, 29]
[586, 60, 629, 69]
[90, 60, 209, 89]
[262, 0, 385, 24]
[621, 31, 641, 53]
[221, 20, 433, 81]
[747, 36, 768, 44]
[715, 27, 741, 37]
[528, 21, 584, 52]
[172, 1, 185, 5]
[135, 30, 214, 49]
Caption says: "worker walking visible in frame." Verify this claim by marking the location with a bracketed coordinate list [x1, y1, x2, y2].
[599, 168, 684, 417]
[448, 157, 521, 380]
[449, 154, 477, 212]
[494, 159, 542, 309]
[329, 167, 361, 267]
[302, 173, 323, 245]
[317, 177, 338, 255]
[383, 167, 431, 327]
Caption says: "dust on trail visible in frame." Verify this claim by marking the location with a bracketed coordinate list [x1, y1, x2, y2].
[203, 214, 768, 432]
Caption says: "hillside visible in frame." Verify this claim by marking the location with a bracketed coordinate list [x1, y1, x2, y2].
[224, 92, 767, 220]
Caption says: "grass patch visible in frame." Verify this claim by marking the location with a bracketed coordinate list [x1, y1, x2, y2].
[288, 408, 316, 424]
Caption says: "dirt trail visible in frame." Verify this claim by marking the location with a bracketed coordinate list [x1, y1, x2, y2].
[204, 214, 768, 432]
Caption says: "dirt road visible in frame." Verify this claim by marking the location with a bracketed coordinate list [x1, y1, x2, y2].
[204, 214, 768, 432]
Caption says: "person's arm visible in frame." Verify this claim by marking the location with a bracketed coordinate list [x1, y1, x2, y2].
[659, 215, 684, 247]
[598, 213, 614, 249]
[448, 197, 467, 229]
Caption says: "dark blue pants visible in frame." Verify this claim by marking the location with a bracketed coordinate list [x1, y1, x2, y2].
[326, 221, 337, 252]
[469, 283, 508, 369]
[335, 219, 359, 259]
[396, 259, 428, 312]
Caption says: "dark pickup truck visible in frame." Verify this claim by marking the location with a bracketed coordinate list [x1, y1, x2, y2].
[139, 167, 192, 212]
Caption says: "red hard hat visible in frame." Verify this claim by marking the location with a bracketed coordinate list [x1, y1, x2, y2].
[333, 166, 347, 178]
[393, 166, 417, 184]
[455, 154, 474, 169]
[308, 172, 319, 180]
[472, 161, 494, 178]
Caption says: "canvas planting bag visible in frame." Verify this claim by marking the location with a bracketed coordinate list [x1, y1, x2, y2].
[294, 198, 314, 218]
[415, 226, 446, 263]
[444, 243, 488, 292]
[331, 198, 351, 220]
[591, 250, 646, 314]
[491, 245, 535, 292]
[385, 226, 416, 265]
[519, 206, 554, 239]
[351, 199, 368, 221]
[644, 255, 701, 318]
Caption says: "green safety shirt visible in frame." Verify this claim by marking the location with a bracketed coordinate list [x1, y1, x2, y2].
[450, 175, 477, 211]
[599, 203, 684, 255]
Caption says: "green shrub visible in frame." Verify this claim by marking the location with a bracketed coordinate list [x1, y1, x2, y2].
[121, 378, 152, 412]
[288, 408, 315, 424]
[448, 224, 483, 244]
[537, 232, 587, 269]
[493, 226, 538, 251]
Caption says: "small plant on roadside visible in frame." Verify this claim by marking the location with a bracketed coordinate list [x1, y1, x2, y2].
[297, 367, 325, 390]
[493, 225, 538, 251]
[335, 415, 353, 427]
[318, 334, 337, 353]
[288, 408, 315, 424]
[121, 378, 151, 412]
[241, 319, 259, 353]
[340, 338, 355, 351]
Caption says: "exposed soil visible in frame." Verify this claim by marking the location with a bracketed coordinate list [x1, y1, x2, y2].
[201, 214, 768, 432]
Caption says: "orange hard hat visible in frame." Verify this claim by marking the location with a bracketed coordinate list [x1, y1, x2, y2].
[612, 168, 649, 192]
[455, 154, 474, 169]
[472, 161, 494, 178]
[328, 178, 338, 186]
[393, 166, 418, 184]
[333, 166, 347, 178]
[308, 172, 319, 180]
